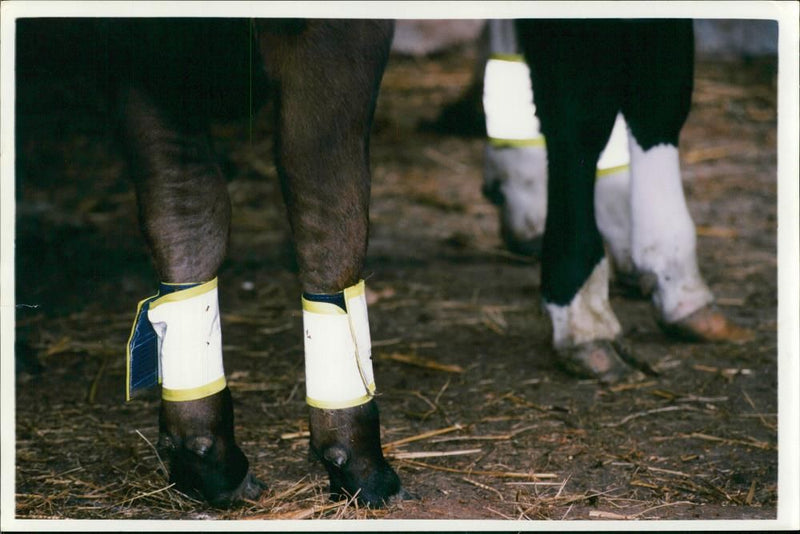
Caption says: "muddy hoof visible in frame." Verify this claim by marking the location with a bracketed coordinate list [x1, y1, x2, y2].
[158, 387, 265, 508]
[310, 400, 403, 507]
[660, 305, 754, 344]
[556, 339, 648, 385]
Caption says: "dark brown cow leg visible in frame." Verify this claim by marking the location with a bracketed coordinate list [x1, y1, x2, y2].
[256, 20, 403, 506]
[122, 87, 263, 507]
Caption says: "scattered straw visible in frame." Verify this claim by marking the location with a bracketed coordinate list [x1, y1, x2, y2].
[602, 405, 698, 428]
[686, 432, 774, 451]
[742, 389, 777, 431]
[696, 226, 740, 238]
[430, 434, 512, 443]
[692, 364, 753, 380]
[745, 480, 757, 505]
[280, 431, 310, 440]
[651, 432, 774, 450]
[608, 380, 658, 393]
[382, 423, 464, 451]
[398, 458, 557, 480]
[135, 429, 168, 477]
[380, 352, 464, 374]
[111, 483, 176, 508]
[388, 448, 483, 460]
[461, 477, 505, 501]
[589, 509, 633, 520]
[588, 500, 697, 520]
[86, 355, 110, 404]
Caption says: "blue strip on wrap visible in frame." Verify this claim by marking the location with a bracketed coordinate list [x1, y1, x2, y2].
[302, 290, 347, 312]
[127, 281, 201, 398]
[159, 282, 202, 295]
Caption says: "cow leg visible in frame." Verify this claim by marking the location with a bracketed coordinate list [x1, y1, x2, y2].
[121, 86, 263, 507]
[481, 20, 549, 256]
[480, 20, 639, 286]
[517, 20, 644, 383]
[256, 20, 402, 506]
[621, 21, 752, 343]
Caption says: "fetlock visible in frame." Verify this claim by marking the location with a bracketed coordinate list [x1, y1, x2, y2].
[158, 387, 265, 507]
[309, 400, 402, 507]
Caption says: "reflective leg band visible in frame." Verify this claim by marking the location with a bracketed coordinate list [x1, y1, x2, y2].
[484, 55, 628, 181]
[302, 280, 376, 410]
[596, 113, 631, 179]
[126, 278, 226, 402]
[483, 55, 543, 147]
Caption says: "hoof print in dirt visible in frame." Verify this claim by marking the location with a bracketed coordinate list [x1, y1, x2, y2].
[158, 388, 266, 508]
[310, 400, 403, 507]
[556, 339, 652, 385]
[660, 305, 755, 344]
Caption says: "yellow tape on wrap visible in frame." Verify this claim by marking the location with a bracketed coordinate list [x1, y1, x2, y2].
[302, 280, 376, 410]
[162, 375, 227, 402]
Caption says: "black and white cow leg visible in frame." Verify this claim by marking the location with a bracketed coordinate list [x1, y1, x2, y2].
[257, 20, 403, 507]
[481, 20, 639, 276]
[515, 20, 655, 383]
[620, 20, 753, 344]
[545, 258, 647, 384]
[122, 85, 264, 507]
[627, 136, 753, 343]
[592, 115, 644, 295]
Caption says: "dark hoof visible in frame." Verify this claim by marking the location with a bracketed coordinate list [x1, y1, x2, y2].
[325, 450, 403, 507]
[556, 339, 649, 385]
[500, 224, 542, 258]
[232, 471, 268, 503]
[382, 487, 418, 507]
[158, 387, 264, 508]
[201, 471, 266, 508]
[310, 400, 403, 507]
[659, 305, 754, 344]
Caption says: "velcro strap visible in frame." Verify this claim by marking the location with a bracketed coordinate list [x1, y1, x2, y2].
[126, 279, 219, 401]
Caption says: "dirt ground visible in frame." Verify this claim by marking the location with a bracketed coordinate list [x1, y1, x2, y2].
[12, 30, 780, 524]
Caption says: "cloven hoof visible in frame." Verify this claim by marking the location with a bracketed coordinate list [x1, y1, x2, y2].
[158, 387, 266, 508]
[556, 339, 654, 385]
[310, 400, 405, 507]
[659, 305, 754, 344]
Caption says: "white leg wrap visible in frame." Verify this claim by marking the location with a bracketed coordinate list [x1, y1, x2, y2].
[597, 113, 630, 174]
[483, 56, 542, 145]
[303, 280, 375, 410]
[483, 49, 548, 243]
[628, 137, 714, 323]
[595, 114, 635, 276]
[595, 168, 634, 276]
[147, 278, 226, 402]
[545, 258, 622, 349]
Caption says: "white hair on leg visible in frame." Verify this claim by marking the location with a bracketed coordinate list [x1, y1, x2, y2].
[628, 136, 713, 323]
[545, 258, 622, 349]
[594, 113, 634, 279]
